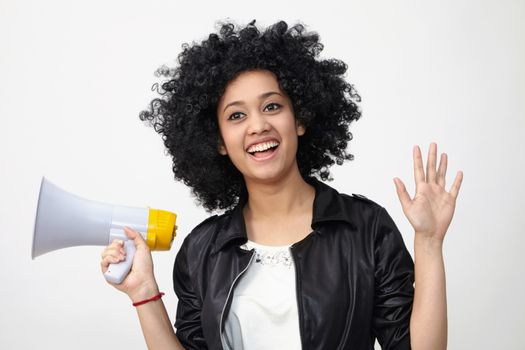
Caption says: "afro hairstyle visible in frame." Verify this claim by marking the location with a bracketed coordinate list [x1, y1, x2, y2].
[139, 20, 361, 212]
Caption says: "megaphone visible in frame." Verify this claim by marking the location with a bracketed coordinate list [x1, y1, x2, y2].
[32, 177, 177, 284]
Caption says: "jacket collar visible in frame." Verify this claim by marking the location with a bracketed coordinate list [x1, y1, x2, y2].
[213, 178, 353, 253]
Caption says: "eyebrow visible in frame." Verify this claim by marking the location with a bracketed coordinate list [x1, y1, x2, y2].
[222, 91, 283, 113]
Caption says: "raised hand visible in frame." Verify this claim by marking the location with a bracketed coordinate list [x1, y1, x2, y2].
[393, 143, 463, 242]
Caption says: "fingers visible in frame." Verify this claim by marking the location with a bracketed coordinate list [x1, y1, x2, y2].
[413, 145, 425, 190]
[100, 240, 127, 273]
[449, 170, 464, 198]
[437, 153, 448, 187]
[101, 228, 147, 275]
[416, 143, 448, 187]
[393, 177, 411, 209]
[412, 143, 461, 198]
[101, 240, 126, 259]
[426, 142, 438, 183]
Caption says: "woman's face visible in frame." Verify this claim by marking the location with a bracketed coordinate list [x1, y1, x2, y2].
[216, 70, 305, 185]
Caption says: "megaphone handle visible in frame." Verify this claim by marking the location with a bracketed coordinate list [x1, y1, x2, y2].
[104, 240, 136, 284]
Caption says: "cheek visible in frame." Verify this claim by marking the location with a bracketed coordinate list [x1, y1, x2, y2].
[280, 118, 301, 140]
[219, 127, 243, 154]
[219, 128, 232, 147]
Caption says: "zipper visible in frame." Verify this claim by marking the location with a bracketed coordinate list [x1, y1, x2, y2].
[290, 245, 306, 350]
[291, 230, 316, 350]
[219, 249, 256, 349]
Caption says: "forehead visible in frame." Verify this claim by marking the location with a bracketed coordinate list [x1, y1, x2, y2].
[219, 70, 282, 104]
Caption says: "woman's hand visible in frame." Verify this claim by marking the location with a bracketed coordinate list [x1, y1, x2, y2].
[100, 227, 160, 302]
[394, 143, 463, 242]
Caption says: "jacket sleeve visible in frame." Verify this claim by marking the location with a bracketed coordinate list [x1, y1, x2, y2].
[173, 237, 208, 349]
[372, 207, 414, 350]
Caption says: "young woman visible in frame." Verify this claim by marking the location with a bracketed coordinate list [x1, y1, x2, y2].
[101, 21, 463, 350]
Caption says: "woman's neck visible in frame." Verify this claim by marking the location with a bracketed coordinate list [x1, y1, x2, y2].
[243, 167, 315, 221]
[242, 168, 315, 245]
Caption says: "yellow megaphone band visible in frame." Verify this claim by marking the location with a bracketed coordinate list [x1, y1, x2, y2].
[146, 209, 177, 251]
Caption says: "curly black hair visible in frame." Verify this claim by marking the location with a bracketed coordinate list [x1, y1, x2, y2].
[139, 20, 361, 211]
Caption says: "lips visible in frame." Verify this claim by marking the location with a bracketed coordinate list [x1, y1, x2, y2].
[244, 137, 281, 162]
[245, 138, 281, 154]
[248, 146, 279, 161]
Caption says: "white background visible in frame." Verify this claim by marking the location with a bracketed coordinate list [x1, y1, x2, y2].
[1, 0, 524, 348]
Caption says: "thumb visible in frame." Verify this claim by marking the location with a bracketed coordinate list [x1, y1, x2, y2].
[393, 177, 411, 209]
[123, 226, 147, 248]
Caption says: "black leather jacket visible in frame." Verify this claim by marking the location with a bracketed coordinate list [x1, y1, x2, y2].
[173, 179, 414, 349]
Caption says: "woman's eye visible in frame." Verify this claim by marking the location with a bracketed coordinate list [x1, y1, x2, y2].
[228, 112, 244, 120]
[264, 103, 281, 112]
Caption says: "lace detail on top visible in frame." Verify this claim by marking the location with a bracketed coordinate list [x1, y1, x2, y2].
[240, 240, 293, 268]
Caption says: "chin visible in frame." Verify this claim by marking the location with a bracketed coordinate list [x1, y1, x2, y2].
[243, 163, 299, 185]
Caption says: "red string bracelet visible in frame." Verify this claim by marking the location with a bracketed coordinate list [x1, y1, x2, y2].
[132, 292, 165, 307]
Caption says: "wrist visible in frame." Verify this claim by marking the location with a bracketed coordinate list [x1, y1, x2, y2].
[129, 280, 160, 304]
[132, 292, 165, 307]
[414, 234, 444, 254]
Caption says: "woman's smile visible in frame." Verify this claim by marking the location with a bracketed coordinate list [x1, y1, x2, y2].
[246, 138, 280, 160]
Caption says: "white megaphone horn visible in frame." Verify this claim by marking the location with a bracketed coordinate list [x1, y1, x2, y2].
[32, 177, 177, 284]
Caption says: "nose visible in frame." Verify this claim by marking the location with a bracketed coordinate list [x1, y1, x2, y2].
[247, 112, 271, 135]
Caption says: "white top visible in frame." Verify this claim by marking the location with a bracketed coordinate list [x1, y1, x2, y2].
[222, 240, 302, 350]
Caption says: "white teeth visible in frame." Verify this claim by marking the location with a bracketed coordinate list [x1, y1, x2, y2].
[247, 141, 279, 153]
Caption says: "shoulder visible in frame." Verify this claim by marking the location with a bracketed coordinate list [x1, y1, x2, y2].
[175, 213, 231, 271]
[189, 214, 223, 236]
[343, 192, 380, 207]
[311, 178, 386, 227]
[337, 192, 404, 244]
[182, 213, 228, 247]
[339, 192, 397, 230]
[338, 190, 385, 220]
[333, 191, 407, 258]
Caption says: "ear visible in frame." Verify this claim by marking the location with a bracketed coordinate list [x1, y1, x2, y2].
[296, 120, 306, 136]
[218, 138, 228, 155]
